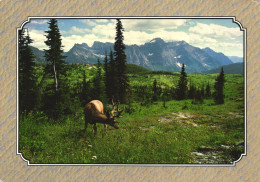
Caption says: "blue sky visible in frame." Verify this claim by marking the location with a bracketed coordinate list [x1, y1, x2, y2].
[24, 18, 244, 57]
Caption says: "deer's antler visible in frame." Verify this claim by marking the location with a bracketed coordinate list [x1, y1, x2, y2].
[110, 98, 125, 118]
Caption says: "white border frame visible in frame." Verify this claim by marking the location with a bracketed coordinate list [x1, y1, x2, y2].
[16, 16, 247, 166]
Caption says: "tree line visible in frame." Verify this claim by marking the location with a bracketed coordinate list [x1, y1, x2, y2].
[19, 19, 130, 117]
[130, 62, 225, 107]
[19, 18, 225, 119]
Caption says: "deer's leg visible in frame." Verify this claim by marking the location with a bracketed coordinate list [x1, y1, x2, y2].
[93, 123, 97, 135]
[104, 124, 108, 130]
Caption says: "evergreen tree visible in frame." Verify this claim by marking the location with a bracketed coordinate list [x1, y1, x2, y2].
[152, 79, 158, 101]
[43, 19, 67, 116]
[201, 84, 205, 98]
[81, 70, 89, 105]
[214, 67, 225, 104]
[206, 82, 211, 98]
[106, 49, 117, 100]
[195, 87, 203, 104]
[176, 63, 188, 100]
[44, 19, 66, 94]
[114, 19, 130, 103]
[93, 59, 102, 100]
[188, 81, 196, 99]
[104, 52, 110, 99]
[18, 28, 37, 112]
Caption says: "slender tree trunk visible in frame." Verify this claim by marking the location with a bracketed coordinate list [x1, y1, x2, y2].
[53, 60, 58, 92]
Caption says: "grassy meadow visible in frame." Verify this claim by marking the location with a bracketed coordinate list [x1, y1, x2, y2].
[19, 64, 245, 164]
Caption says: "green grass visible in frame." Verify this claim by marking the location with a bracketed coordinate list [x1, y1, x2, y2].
[19, 98, 244, 164]
[19, 64, 245, 164]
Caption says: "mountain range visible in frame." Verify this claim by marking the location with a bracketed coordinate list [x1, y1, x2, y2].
[31, 38, 242, 73]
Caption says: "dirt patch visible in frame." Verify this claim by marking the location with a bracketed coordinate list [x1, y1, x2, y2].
[158, 112, 199, 127]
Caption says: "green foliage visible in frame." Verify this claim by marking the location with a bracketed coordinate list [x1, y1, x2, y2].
[19, 29, 38, 113]
[206, 82, 211, 98]
[19, 93, 244, 164]
[44, 19, 66, 79]
[176, 64, 188, 100]
[214, 67, 225, 104]
[41, 18, 69, 118]
[105, 50, 118, 100]
[152, 79, 158, 101]
[18, 24, 244, 164]
[126, 64, 149, 74]
[114, 19, 131, 103]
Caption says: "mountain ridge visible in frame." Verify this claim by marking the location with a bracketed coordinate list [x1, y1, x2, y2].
[31, 38, 236, 73]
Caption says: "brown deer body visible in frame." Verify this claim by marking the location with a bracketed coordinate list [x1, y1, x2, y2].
[84, 100, 124, 134]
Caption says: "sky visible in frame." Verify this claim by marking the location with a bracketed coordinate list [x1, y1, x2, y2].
[23, 18, 244, 57]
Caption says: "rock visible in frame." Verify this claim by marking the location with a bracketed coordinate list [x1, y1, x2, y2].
[235, 140, 244, 146]
[220, 145, 230, 150]
[191, 152, 204, 156]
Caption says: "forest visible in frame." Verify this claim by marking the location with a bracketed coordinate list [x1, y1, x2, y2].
[18, 19, 245, 164]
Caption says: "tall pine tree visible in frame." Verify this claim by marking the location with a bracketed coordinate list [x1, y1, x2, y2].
[214, 67, 225, 104]
[43, 19, 67, 116]
[107, 49, 117, 100]
[104, 52, 110, 99]
[93, 58, 102, 100]
[19, 28, 37, 113]
[206, 82, 211, 98]
[176, 63, 188, 100]
[152, 79, 158, 101]
[114, 19, 130, 103]
[44, 19, 66, 94]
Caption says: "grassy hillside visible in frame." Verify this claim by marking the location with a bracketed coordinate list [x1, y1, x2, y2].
[19, 64, 245, 164]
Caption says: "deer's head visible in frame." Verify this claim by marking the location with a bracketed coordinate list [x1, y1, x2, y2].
[106, 99, 125, 129]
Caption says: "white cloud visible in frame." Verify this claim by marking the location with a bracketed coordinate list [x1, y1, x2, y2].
[69, 26, 91, 34]
[79, 19, 97, 26]
[189, 23, 242, 39]
[30, 19, 49, 24]
[91, 22, 116, 39]
[29, 29, 48, 50]
[122, 19, 187, 32]
[95, 19, 109, 23]
[27, 19, 244, 57]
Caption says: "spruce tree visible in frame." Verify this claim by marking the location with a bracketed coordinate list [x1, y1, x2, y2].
[18, 29, 37, 112]
[195, 87, 203, 104]
[188, 81, 196, 99]
[81, 70, 89, 105]
[44, 19, 66, 94]
[43, 19, 67, 116]
[201, 84, 205, 98]
[214, 67, 225, 104]
[152, 79, 158, 101]
[114, 19, 130, 103]
[176, 63, 188, 100]
[104, 53, 110, 99]
[206, 82, 211, 98]
[107, 49, 117, 100]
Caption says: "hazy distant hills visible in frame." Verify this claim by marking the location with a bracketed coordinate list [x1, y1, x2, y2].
[31, 38, 243, 73]
[202, 47, 233, 65]
[201, 62, 244, 74]
[228, 56, 244, 63]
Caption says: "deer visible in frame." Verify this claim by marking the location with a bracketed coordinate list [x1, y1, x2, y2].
[84, 99, 125, 134]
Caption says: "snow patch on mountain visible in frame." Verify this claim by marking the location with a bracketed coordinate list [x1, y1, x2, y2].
[93, 53, 105, 58]
[176, 62, 182, 67]
[174, 55, 182, 59]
